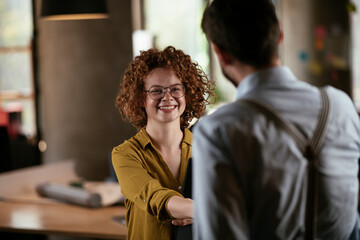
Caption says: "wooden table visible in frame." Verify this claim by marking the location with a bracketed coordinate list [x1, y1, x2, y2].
[0, 161, 127, 239]
[0, 201, 126, 239]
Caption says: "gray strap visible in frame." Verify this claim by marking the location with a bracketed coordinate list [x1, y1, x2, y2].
[240, 98, 308, 153]
[310, 89, 331, 155]
[240, 88, 330, 158]
[240, 88, 330, 240]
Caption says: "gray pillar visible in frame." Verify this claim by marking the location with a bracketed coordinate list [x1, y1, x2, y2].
[36, 0, 136, 180]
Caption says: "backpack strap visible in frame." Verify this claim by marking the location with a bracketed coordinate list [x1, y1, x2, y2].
[240, 88, 330, 240]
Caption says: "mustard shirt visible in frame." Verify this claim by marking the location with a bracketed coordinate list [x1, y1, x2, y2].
[112, 128, 192, 240]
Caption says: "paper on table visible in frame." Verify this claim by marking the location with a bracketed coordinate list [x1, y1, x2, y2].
[83, 181, 125, 206]
[35, 181, 124, 208]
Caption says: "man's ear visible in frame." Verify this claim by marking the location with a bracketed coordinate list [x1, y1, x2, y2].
[212, 43, 233, 66]
[278, 23, 284, 45]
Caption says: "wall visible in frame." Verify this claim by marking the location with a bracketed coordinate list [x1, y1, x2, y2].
[35, 0, 136, 180]
[281, 0, 313, 83]
[281, 0, 351, 96]
[351, 0, 360, 108]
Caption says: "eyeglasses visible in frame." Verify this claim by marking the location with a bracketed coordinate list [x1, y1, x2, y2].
[144, 84, 185, 100]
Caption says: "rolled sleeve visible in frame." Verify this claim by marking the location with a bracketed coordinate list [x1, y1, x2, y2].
[112, 148, 183, 221]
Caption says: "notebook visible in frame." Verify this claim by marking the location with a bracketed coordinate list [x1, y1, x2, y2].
[173, 158, 192, 240]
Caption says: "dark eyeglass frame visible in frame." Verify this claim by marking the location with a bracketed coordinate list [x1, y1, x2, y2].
[143, 83, 185, 100]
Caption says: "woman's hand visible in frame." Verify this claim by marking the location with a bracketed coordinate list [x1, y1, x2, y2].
[172, 218, 193, 226]
[167, 196, 193, 219]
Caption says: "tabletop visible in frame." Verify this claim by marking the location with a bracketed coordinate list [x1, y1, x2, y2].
[0, 201, 127, 239]
[0, 160, 127, 239]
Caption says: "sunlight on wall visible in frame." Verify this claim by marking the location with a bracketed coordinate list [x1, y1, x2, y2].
[351, 0, 360, 109]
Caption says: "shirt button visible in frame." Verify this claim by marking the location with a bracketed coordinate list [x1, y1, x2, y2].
[178, 186, 182, 190]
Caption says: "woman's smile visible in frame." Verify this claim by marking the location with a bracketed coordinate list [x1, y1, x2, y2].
[158, 105, 178, 111]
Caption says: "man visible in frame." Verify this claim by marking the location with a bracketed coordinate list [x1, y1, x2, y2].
[192, 0, 360, 239]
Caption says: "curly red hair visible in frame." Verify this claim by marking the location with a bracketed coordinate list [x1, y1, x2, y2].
[115, 46, 215, 129]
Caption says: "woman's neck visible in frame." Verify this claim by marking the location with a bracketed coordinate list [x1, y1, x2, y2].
[145, 121, 183, 151]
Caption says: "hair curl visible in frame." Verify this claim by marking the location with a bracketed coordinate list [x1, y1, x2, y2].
[115, 46, 215, 129]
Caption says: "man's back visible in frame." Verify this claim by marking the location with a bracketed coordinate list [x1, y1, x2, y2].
[193, 66, 360, 239]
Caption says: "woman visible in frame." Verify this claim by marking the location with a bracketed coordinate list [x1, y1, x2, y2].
[112, 46, 214, 240]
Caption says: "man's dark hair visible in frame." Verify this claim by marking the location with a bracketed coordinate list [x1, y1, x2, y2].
[201, 0, 280, 67]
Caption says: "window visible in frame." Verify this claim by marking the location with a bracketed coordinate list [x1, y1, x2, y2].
[144, 0, 209, 71]
[0, 0, 36, 139]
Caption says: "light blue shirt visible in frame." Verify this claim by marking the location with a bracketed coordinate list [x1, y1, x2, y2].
[193, 66, 360, 240]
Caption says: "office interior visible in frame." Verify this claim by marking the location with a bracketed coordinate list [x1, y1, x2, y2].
[0, 0, 359, 239]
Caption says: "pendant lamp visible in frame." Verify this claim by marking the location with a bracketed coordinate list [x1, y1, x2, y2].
[41, 0, 109, 20]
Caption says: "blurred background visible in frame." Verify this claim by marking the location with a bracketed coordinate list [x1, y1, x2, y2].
[0, 0, 359, 180]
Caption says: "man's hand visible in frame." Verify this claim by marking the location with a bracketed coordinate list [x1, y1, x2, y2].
[172, 218, 193, 226]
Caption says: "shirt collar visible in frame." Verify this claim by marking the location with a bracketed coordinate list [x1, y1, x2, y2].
[182, 128, 192, 145]
[138, 127, 192, 149]
[235, 66, 297, 100]
[138, 128, 152, 149]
